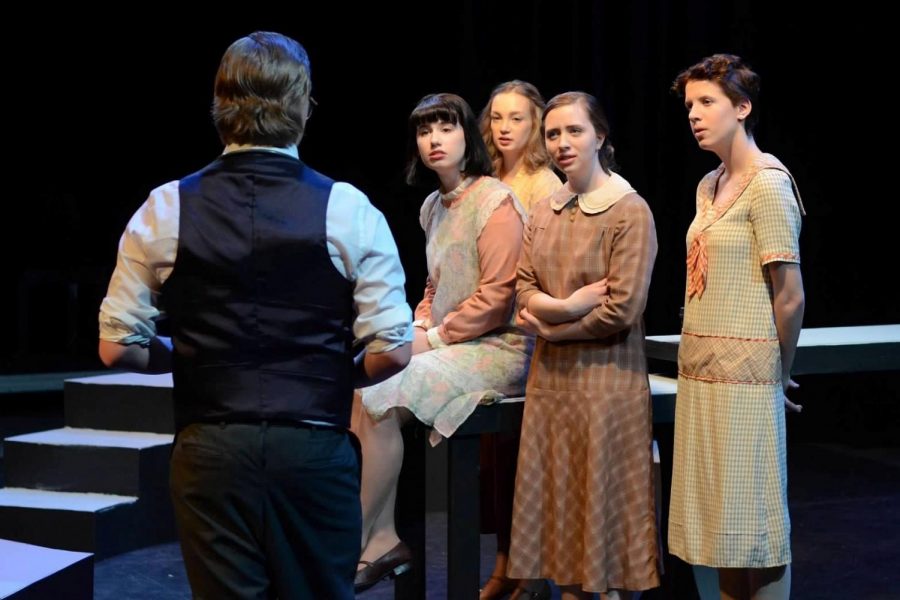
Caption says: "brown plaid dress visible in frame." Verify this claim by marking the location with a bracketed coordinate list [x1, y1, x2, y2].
[508, 178, 661, 593]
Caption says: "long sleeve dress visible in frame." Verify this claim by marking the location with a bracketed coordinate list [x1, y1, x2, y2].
[509, 173, 661, 592]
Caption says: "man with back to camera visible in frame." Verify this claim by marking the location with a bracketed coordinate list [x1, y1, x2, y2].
[98, 31, 412, 599]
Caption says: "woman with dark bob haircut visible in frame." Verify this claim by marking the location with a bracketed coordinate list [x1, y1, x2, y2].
[351, 93, 533, 593]
[668, 54, 805, 600]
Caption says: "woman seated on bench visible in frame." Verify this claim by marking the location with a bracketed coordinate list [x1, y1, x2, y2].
[351, 93, 532, 593]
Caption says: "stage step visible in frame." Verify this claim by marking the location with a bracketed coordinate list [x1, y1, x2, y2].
[64, 373, 174, 433]
[0, 486, 175, 558]
[0, 488, 147, 557]
[4, 428, 172, 496]
[0, 372, 180, 559]
[0, 538, 92, 600]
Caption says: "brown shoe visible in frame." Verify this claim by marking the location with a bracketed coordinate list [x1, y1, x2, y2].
[354, 541, 413, 593]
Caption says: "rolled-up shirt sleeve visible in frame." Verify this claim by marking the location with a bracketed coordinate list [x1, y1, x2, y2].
[327, 183, 413, 353]
[98, 181, 180, 346]
[101, 178, 412, 353]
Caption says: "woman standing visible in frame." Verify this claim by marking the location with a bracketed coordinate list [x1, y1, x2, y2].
[509, 91, 660, 599]
[668, 54, 805, 600]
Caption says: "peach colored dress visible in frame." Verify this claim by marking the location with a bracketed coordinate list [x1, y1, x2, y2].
[509, 174, 661, 592]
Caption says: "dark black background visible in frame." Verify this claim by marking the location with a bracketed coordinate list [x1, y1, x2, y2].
[5, 2, 896, 371]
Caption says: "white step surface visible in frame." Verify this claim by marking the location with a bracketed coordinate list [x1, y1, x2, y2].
[649, 374, 678, 394]
[647, 324, 900, 347]
[6, 427, 173, 449]
[796, 324, 900, 346]
[0, 488, 136, 511]
[0, 538, 91, 598]
[66, 372, 173, 387]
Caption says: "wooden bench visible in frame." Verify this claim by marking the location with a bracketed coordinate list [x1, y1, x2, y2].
[394, 374, 677, 600]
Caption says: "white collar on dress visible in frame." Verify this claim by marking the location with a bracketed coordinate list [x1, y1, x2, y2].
[549, 172, 635, 214]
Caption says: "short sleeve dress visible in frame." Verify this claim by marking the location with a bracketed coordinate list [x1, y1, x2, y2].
[668, 153, 805, 568]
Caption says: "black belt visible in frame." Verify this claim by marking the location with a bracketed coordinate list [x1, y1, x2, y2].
[192, 418, 345, 431]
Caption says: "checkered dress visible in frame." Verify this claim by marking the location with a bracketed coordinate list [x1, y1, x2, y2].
[668, 154, 804, 568]
[508, 187, 661, 593]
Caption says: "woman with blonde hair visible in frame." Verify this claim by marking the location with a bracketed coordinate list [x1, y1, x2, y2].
[480, 80, 563, 212]
[477, 79, 562, 600]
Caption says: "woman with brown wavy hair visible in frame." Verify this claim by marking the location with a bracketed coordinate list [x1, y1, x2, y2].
[509, 91, 660, 600]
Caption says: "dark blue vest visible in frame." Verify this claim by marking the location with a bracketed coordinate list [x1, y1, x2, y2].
[162, 151, 355, 429]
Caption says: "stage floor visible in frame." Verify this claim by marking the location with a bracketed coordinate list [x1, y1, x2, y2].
[89, 442, 900, 600]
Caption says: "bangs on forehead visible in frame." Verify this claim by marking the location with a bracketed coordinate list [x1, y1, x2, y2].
[410, 103, 460, 129]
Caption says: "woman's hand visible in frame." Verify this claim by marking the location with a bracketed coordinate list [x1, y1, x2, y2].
[565, 278, 609, 319]
[515, 309, 533, 332]
[519, 307, 579, 342]
[412, 327, 432, 355]
[783, 378, 802, 412]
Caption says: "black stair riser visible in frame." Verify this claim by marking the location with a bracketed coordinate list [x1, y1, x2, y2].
[0, 501, 176, 559]
[64, 381, 175, 433]
[4, 441, 171, 497]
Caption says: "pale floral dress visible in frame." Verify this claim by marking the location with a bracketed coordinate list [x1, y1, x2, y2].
[361, 176, 532, 441]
